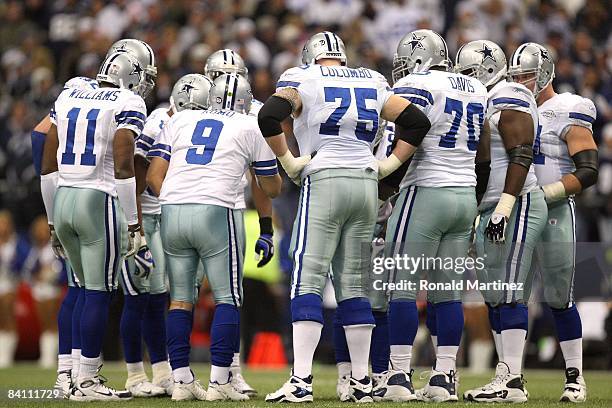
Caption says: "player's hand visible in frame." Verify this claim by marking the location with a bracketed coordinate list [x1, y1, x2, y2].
[134, 238, 154, 279]
[278, 151, 311, 185]
[126, 224, 142, 257]
[50, 228, 66, 259]
[377, 199, 393, 223]
[255, 234, 274, 267]
[485, 213, 508, 244]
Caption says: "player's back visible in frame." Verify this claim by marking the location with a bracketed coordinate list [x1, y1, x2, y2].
[480, 80, 539, 209]
[393, 70, 488, 188]
[52, 86, 146, 196]
[157, 109, 270, 208]
[276, 64, 393, 176]
[534, 92, 596, 186]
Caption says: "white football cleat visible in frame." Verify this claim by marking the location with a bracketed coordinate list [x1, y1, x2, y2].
[152, 375, 174, 396]
[206, 379, 250, 401]
[230, 371, 257, 396]
[126, 378, 166, 398]
[171, 378, 207, 401]
[265, 373, 313, 403]
[560, 367, 586, 403]
[70, 377, 132, 401]
[337, 375, 350, 402]
[53, 370, 71, 399]
[415, 369, 458, 402]
[463, 362, 527, 403]
[372, 369, 416, 402]
[349, 376, 373, 403]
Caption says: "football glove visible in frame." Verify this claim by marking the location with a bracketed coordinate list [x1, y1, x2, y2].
[485, 193, 516, 244]
[134, 238, 155, 279]
[50, 229, 66, 259]
[126, 224, 142, 257]
[255, 234, 274, 267]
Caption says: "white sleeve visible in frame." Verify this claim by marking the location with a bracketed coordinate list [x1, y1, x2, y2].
[487, 83, 534, 116]
[249, 123, 279, 177]
[372, 70, 394, 110]
[275, 66, 308, 92]
[40, 172, 58, 225]
[115, 177, 138, 225]
[392, 77, 434, 116]
[116, 93, 147, 137]
[560, 97, 596, 140]
[136, 111, 163, 159]
[147, 118, 173, 162]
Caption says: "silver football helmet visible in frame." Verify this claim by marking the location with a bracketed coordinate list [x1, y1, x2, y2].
[392, 29, 451, 83]
[204, 49, 248, 80]
[208, 73, 252, 114]
[508, 42, 555, 97]
[455, 40, 507, 87]
[107, 39, 157, 97]
[170, 74, 213, 113]
[96, 52, 144, 93]
[301, 31, 347, 65]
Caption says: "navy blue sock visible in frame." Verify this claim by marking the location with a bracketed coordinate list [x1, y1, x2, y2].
[370, 311, 390, 374]
[551, 305, 582, 342]
[333, 310, 350, 363]
[499, 303, 528, 331]
[210, 304, 240, 367]
[487, 303, 501, 334]
[120, 293, 149, 363]
[234, 313, 241, 355]
[291, 293, 323, 324]
[167, 309, 193, 370]
[435, 301, 463, 346]
[80, 289, 112, 359]
[72, 288, 85, 350]
[388, 300, 418, 346]
[426, 302, 437, 337]
[143, 293, 168, 364]
[58, 286, 79, 355]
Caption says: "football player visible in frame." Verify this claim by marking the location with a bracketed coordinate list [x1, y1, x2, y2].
[31, 76, 98, 397]
[258, 31, 430, 403]
[40, 51, 147, 401]
[203, 49, 273, 396]
[457, 40, 548, 403]
[370, 30, 489, 403]
[146, 74, 281, 401]
[515, 43, 596, 403]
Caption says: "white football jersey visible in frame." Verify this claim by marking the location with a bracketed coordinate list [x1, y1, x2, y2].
[534, 92, 596, 186]
[151, 109, 278, 207]
[135, 107, 171, 215]
[479, 80, 539, 209]
[393, 70, 488, 188]
[374, 121, 395, 160]
[50, 87, 146, 196]
[276, 64, 394, 176]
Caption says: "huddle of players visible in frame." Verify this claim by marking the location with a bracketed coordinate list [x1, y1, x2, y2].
[36, 27, 597, 404]
[37, 40, 275, 401]
[255, 30, 596, 404]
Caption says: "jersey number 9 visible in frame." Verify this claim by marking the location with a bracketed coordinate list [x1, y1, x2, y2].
[186, 119, 223, 165]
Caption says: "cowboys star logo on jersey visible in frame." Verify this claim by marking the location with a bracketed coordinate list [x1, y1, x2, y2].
[476, 43, 497, 62]
[406, 33, 426, 54]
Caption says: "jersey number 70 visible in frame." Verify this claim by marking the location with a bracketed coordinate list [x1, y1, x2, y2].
[319, 87, 379, 142]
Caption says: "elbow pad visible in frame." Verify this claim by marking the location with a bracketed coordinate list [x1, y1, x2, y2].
[572, 149, 598, 189]
[507, 144, 533, 169]
[475, 160, 491, 202]
[257, 95, 293, 138]
[393, 103, 431, 147]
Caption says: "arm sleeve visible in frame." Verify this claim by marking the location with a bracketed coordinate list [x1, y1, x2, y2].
[115, 177, 138, 225]
[136, 110, 165, 159]
[147, 119, 172, 162]
[275, 67, 306, 92]
[41, 172, 58, 225]
[392, 77, 434, 116]
[250, 123, 279, 176]
[372, 69, 394, 110]
[115, 93, 147, 136]
[560, 97, 596, 140]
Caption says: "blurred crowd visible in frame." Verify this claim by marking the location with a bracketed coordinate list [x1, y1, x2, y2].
[0, 0, 610, 368]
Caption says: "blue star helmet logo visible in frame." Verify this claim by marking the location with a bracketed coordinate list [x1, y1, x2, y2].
[538, 47, 550, 61]
[476, 43, 496, 62]
[407, 33, 426, 54]
[130, 62, 143, 77]
[178, 82, 196, 97]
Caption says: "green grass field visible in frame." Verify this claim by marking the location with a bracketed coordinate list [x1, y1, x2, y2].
[1, 363, 611, 407]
